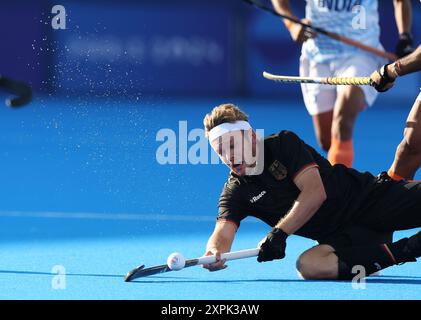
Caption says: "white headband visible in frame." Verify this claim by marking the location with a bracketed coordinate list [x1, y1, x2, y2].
[208, 120, 251, 143]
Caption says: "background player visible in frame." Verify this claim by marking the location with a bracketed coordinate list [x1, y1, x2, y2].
[370, 44, 421, 181]
[271, 0, 413, 167]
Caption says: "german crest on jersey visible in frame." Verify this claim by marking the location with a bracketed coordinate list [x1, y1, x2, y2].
[268, 160, 287, 181]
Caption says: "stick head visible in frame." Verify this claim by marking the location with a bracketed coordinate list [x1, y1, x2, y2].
[124, 264, 145, 282]
[0, 76, 32, 108]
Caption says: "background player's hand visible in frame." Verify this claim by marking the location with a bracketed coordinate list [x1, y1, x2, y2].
[370, 64, 396, 93]
[202, 249, 227, 272]
[257, 227, 288, 262]
[395, 32, 414, 58]
[288, 19, 316, 43]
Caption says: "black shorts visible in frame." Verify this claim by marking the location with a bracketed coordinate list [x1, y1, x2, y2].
[309, 180, 421, 249]
[357, 180, 421, 232]
[317, 225, 393, 249]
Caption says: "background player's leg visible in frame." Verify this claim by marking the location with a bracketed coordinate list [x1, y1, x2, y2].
[328, 85, 366, 167]
[388, 99, 421, 180]
[312, 110, 333, 151]
[300, 56, 336, 152]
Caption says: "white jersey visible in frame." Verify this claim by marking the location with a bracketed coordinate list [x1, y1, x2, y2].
[302, 0, 382, 63]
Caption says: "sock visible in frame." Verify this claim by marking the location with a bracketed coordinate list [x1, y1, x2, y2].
[327, 138, 353, 168]
[387, 169, 405, 181]
[389, 232, 421, 263]
[336, 243, 397, 280]
[335, 233, 421, 280]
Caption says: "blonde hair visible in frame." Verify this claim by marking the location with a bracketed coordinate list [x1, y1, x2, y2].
[203, 103, 249, 137]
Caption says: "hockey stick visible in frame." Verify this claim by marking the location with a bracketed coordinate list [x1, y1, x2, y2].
[0, 75, 32, 107]
[242, 0, 398, 61]
[263, 71, 374, 86]
[124, 248, 260, 282]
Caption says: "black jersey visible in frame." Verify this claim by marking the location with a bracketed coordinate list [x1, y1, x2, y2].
[217, 130, 379, 241]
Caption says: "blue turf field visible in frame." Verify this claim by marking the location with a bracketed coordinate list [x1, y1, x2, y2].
[0, 88, 420, 300]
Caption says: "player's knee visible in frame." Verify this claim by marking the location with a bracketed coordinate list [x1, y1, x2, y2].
[296, 253, 320, 279]
[296, 252, 336, 280]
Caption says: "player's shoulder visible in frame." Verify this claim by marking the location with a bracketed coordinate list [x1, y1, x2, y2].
[222, 169, 259, 194]
[223, 173, 242, 191]
[219, 174, 245, 204]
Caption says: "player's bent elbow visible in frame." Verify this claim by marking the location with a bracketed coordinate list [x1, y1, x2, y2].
[297, 168, 327, 204]
[318, 187, 327, 203]
[311, 185, 327, 206]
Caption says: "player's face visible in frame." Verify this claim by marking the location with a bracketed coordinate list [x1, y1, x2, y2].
[211, 129, 257, 176]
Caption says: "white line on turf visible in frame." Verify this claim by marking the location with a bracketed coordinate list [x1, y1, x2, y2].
[0, 211, 261, 223]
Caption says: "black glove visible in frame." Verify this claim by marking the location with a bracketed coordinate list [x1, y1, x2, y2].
[376, 171, 393, 183]
[373, 64, 395, 92]
[257, 227, 288, 262]
[395, 32, 414, 58]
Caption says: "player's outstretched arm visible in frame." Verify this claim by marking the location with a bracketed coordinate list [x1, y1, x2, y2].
[202, 220, 237, 272]
[370, 45, 421, 92]
[396, 45, 421, 76]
